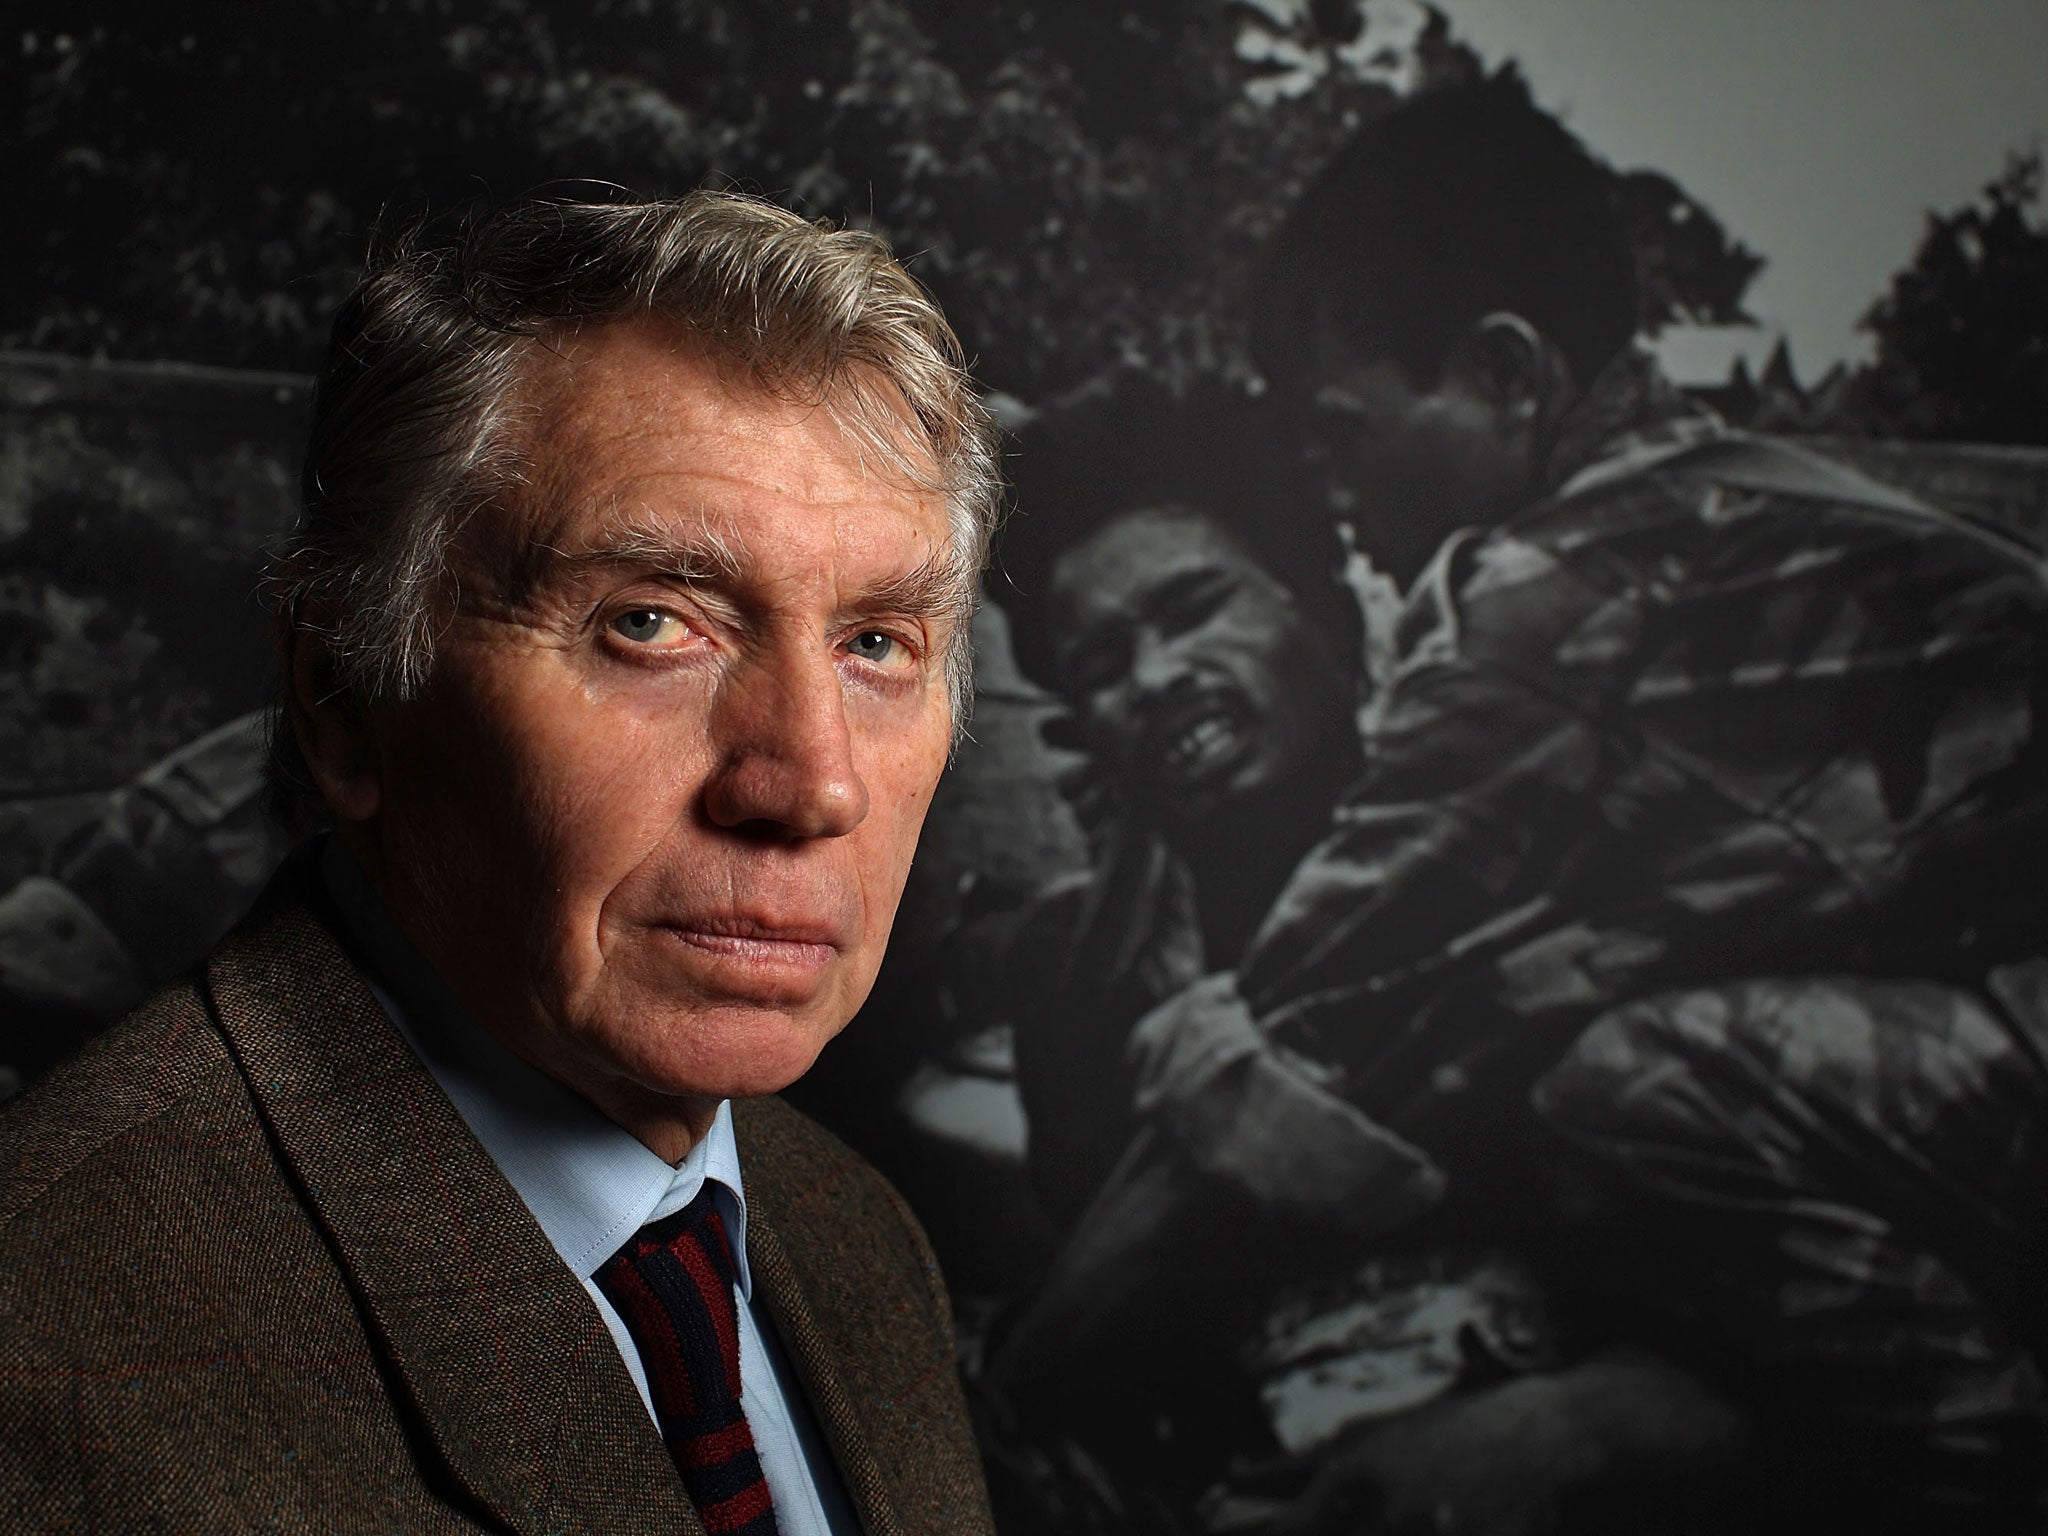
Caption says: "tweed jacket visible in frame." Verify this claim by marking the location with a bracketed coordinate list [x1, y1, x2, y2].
[0, 878, 994, 1535]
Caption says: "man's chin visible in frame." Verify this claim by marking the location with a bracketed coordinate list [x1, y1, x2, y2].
[610, 996, 846, 1104]
[551, 945, 864, 1128]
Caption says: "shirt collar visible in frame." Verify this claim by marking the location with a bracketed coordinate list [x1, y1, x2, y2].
[319, 839, 752, 1298]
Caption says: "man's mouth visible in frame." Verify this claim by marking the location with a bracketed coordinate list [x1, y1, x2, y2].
[658, 916, 842, 970]
[1146, 694, 1256, 793]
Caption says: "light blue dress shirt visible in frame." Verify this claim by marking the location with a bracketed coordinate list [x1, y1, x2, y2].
[322, 842, 859, 1535]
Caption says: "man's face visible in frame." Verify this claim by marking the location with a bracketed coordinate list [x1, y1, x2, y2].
[1045, 508, 1349, 828]
[346, 321, 960, 1133]
[1290, 320, 1538, 582]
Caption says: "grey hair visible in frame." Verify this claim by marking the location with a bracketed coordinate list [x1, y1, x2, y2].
[273, 190, 1001, 758]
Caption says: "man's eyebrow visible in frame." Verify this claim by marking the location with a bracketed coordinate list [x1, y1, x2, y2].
[850, 543, 977, 624]
[1143, 563, 1234, 607]
[527, 511, 745, 587]
[518, 508, 974, 621]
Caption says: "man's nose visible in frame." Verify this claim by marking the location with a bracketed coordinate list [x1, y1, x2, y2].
[1129, 627, 1190, 697]
[702, 645, 870, 839]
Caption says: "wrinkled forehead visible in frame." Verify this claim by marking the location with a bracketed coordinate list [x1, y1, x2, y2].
[464, 318, 953, 587]
[524, 319, 932, 489]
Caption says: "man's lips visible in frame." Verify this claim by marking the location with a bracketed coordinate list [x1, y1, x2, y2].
[656, 916, 843, 968]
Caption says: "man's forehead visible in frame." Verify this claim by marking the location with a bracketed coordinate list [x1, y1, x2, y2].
[486, 320, 953, 593]
[523, 460, 945, 552]
[521, 335, 878, 500]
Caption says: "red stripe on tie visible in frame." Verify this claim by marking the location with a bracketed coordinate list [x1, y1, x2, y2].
[673, 1223, 745, 1398]
[701, 1478, 775, 1533]
[597, 1191, 776, 1532]
[671, 1417, 756, 1470]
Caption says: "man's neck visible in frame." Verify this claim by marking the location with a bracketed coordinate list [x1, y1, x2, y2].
[1540, 347, 1719, 495]
[558, 1076, 721, 1166]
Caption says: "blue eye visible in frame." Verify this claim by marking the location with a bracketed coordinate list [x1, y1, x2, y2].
[612, 609, 669, 643]
[848, 630, 904, 665]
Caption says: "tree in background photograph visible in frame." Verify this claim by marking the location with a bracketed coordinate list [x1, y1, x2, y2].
[7, 0, 1438, 393]
[9, 1, 1769, 398]
[1853, 153, 2048, 446]
[0, 0, 1782, 1099]
[1615, 167, 1765, 333]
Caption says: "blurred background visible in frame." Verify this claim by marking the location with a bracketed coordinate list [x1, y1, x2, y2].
[8, 0, 2044, 1078]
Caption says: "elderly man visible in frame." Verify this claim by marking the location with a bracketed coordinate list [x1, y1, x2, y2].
[0, 192, 999, 1535]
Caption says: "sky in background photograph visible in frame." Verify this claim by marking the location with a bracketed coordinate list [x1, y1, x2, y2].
[1447, 0, 2048, 375]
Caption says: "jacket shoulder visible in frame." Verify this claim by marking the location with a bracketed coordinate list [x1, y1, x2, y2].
[0, 978, 241, 1230]
[736, 1094, 953, 1326]
[0, 907, 530, 1535]
[0, 977, 390, 1532]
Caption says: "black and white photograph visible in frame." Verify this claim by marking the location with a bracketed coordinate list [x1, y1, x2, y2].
[5, 2, 2047, 1532]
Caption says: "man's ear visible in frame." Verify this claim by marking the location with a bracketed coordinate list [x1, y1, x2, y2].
[1452, 311, 1577, 430]
[278, 617, 381, 823]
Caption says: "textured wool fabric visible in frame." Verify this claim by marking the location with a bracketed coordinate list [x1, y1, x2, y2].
[596, 1192, 778, 1535]
[0, 863, 994, 1535]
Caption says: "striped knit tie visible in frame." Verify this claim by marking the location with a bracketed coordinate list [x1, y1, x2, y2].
[595, 1188, 779, 1536]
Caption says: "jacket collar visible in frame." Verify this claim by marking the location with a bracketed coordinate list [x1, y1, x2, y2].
[733, 1163, 901, 1536]
[202, 863, 899, 1536]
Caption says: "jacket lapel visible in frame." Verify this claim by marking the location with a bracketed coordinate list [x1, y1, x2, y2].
[737, 1107, 901, 1536]
[203, 888, 697, 1536]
